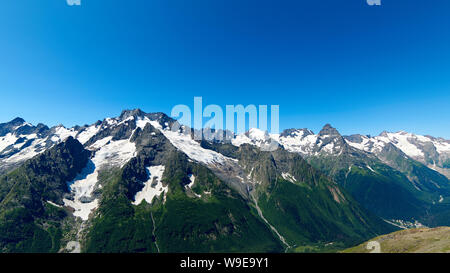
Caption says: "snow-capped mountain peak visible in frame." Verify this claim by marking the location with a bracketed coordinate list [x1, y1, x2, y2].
[232, 128, 272, 147]
[318, 124, 341, 137]
[0, 110, 168, 175]
[276, 124, 347, 156]
[344, 130, 450, 178]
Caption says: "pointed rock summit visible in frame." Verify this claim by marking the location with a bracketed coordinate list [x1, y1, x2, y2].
[318, 124, 342, 137]
[9, 117, 26, 125]
[119, 108, 146, 120]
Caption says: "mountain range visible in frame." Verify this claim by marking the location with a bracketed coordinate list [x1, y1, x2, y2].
[0, 109, 449, 253]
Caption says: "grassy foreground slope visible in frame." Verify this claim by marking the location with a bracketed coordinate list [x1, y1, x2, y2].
[343, 227, 450, 253]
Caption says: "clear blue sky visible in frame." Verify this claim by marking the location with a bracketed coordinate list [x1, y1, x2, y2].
[1, 0, 449, 138]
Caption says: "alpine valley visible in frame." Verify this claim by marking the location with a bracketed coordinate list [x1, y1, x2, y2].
[1, 109, 449, 253]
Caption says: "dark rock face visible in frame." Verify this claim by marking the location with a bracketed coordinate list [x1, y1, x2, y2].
[120, 109, 146, 120]
[344, 134, 365, 144]
[0, 137, 91, 252]
[280, 128, 314, 138]
[318, 124, 341, 137]
[20, 136, 91, 204]
[0, 118, 25, 137]
[121, 123, 178, 201]
[0, 118, 51, 138]
[313, 124, 349, 155]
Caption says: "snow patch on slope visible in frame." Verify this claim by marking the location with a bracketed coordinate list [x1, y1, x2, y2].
[76, 125, 101, 145]
[2, 138, 48, 163]
[133, 165, 167, 205]
[277, 130, 318, 155]
[231, 128, 276, 148]
[52, 126, 77, 142]
[186, 174, 196, 189]
[92, 137, 136, 167]
[0, 133, 18, 153]
[150, 121, 230, 165]
[281, 172, 297, 183]
[366, 165, 376, 173]
[64, 134, 137, 220]
[185, 174, 202, 198]
[136, 116, 151, 130]
[46, 200, 63, 208]
[63, 161, 100, 221]
[381, 132, 424, 158]
[435, 141, 450, 154]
